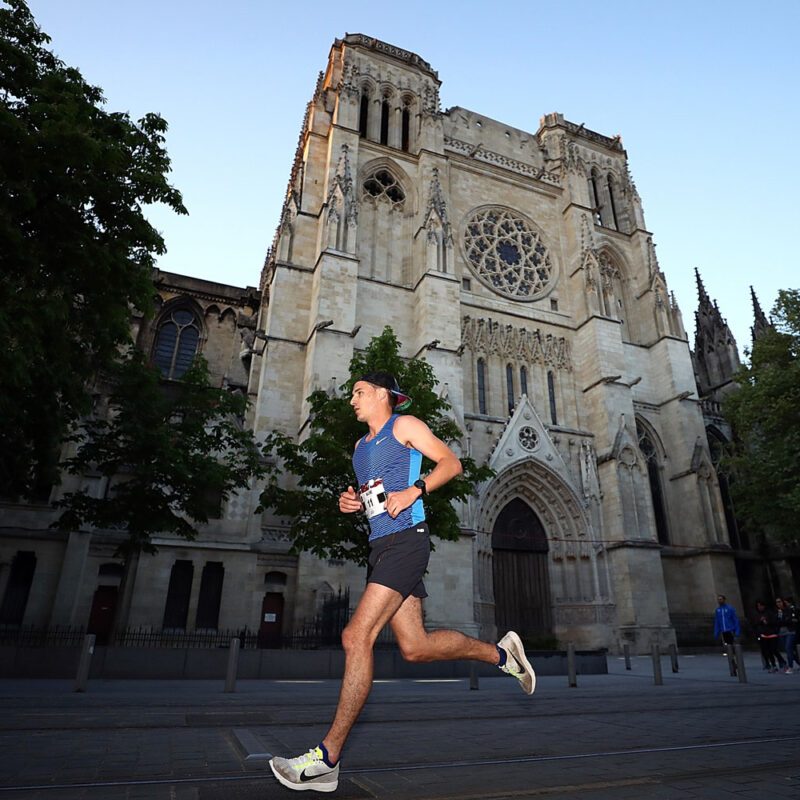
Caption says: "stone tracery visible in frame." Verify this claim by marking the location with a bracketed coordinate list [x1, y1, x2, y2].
[362, 168, 406, 208]
[462, 206, 554, 301]
[461, 316, 572, 371]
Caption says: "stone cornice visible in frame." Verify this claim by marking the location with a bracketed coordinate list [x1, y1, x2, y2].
[339, 34, 439, 81]
[444, 136, 561, 186]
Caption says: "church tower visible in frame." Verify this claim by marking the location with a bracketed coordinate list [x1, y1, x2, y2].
[250, 35, 740, 652]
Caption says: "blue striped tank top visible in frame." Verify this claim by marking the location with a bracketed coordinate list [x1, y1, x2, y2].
[352, 414, 425, 540]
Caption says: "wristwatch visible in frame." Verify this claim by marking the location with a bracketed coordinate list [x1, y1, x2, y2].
[413, 479, 428, 497]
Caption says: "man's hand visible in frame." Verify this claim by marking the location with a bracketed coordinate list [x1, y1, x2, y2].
[385, 486, 422, 518]
[339, 486, 364, 514]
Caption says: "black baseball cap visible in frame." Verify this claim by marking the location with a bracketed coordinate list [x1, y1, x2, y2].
[355, 371, 412, 411]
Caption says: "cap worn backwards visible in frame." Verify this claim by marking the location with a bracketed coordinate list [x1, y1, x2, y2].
[356, 370, 412, 411]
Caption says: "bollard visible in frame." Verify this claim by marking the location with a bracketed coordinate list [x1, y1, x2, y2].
[469, 661, 479, 690]
[567, 642, 577, 688]
[734, 644, 747, 683]
[651, 643, 663, 685]
[225, 637, 241, 693]
[726, 646, 737, 677]
[623, 643, 631, 670]
[669, 643, 679, 673]
[74, 633, 95, 693]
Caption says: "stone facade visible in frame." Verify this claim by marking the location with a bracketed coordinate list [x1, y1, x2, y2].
[249, 34, 740, 653]
[0, 272, 263, 640]
[5, 34, 787, 653]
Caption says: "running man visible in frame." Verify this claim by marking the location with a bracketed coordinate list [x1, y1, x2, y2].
[270, 371, 536, 793]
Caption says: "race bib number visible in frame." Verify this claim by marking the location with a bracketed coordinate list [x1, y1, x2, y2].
[359, 478, 387, 520]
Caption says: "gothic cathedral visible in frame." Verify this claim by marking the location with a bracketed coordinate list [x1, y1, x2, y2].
[4, 35, 769, 654]
[251, 35, 737, 652]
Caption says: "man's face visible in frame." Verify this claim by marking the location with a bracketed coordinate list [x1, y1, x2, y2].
[350, 381, 388, 422]
[717, 596, 725, 606]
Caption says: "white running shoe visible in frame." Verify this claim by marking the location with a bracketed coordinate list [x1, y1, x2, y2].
[269, 746, 339, 793]
[497, 631, 536, 695]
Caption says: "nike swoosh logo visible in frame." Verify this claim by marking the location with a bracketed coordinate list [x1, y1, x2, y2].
[375, 436, 388, 444]
[300, 768, 334, 782]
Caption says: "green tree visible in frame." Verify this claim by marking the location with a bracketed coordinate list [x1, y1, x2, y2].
[0, 0, 186, 497]
[55, 354, 265, 631]
[258, 327, 494, 566]
[723, 289, 800, 546]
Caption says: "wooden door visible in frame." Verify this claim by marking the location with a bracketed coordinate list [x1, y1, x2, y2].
[492, 498, 552, 641]
[259, 592, 284, 648]
[87, 585, 118, 645]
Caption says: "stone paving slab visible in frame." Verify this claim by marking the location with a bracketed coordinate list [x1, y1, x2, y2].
[0, 653, 798, 798]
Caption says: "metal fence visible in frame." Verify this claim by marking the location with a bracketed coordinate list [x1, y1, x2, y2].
[1, 621, 398, 651]
[0, 625, 88, 648]
[0, 588, 375, 650]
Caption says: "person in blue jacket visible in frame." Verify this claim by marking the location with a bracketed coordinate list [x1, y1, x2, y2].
[714, 594, 741, 657]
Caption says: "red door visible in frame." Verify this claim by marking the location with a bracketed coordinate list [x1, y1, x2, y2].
[87, 585, 118, 645]
[259, 592, 284, 648]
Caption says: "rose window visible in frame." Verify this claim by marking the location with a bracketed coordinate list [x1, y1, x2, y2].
[462, 206, 554, 300]
[519, 426, 539, 452]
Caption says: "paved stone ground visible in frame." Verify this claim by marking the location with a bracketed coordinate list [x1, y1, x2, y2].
[0, 653, 798, 799]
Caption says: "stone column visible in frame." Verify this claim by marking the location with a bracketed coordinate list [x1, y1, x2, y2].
[49, 530, 91, 627]
[389, 104, 402, 149]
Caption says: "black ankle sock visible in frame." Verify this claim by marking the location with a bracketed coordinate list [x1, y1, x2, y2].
[318, 742, 338, 767]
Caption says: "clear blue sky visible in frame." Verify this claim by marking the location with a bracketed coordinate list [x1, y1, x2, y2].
[25, 0, 799, 355]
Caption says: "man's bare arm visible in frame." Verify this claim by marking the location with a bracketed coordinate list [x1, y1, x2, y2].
[383, 415, 462, 518]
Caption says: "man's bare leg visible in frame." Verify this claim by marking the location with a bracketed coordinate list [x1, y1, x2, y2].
[390, 595, 500, 663]
[321, 582, 405, 762]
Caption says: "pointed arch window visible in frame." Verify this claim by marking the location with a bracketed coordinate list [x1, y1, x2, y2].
[607, 175, 619, 230]
[520, 366, 528, 397]
[359, 92, 369, 138]
[477, 358, 487, 415]
[401, 106, 411, 151]
[637, 421, 669, 545]
[154, 306, 200, 379]
[589, 170, 602, 226]
[547, 371, 557, 425]
[708, 429, 747, 550]
[380, 98, 390, 145]
[362, 169, 405, 208]
[506, 364, 515, 414]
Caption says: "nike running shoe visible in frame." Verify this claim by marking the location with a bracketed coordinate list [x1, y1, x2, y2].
[498, 630, 536, 695]
[269, 746, 339, 793]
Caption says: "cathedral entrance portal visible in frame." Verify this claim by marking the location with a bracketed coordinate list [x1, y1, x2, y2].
[492, 498, 553, 643]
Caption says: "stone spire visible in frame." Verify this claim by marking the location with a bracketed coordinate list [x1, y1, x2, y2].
[750, 286, 773, 342]
[694, 268, 725, 354]
[692, 268, 739, 395]
[695, 267, 710, 306]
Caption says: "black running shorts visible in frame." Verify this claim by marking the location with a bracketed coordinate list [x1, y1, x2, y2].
[367, 522, 430, 599]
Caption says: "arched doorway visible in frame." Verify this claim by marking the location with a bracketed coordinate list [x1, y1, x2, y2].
[87, 563, 123, 645]
[492, 498, 553, 641]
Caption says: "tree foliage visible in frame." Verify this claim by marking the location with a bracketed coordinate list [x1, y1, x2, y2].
[0, 0, 187, 497]
[723, 289, 800, 546]
[55, 354, 265, 557]
[258, 327, 494, 566]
